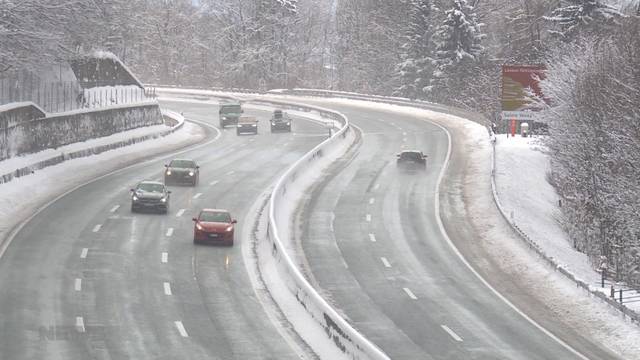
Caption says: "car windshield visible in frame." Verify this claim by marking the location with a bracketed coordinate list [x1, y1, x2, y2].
[137, 183, 165, 193]
[169, 160, 195, 168]
[220, 104, 241, 113]
[400, 152, 421, 160]
[199, 211, 231, 223]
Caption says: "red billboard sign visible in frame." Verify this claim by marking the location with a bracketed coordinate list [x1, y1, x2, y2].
[501, 65, 547, 121]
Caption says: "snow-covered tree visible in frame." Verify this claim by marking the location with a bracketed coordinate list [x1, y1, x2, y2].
[544, 0, 625, 40]
[395, 0, 435, 99]
[428, 0, 485, 101]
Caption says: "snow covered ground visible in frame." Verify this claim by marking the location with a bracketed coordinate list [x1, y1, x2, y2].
[494, 134, 640, 313]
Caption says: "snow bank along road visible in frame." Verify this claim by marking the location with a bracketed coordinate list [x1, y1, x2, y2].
[285, 97, 620, 360]
[0, 100, 327, 359]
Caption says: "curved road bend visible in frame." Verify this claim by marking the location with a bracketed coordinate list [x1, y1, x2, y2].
[0, 100, 327, 360]
[292, 99, 618, 360]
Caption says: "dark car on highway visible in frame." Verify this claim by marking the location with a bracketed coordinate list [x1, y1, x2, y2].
[130, 181, 171, 213]
[236, 116, 259, 135]
[165, 159, 199, 186]
[193, 209, 237, 246]
[270, 109, 292, 132]
[219, 101, 243, 128]
[396, 150, 427, 170]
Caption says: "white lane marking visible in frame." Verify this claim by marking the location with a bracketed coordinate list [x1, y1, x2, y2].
[75, 317, 85, 333]
[402, 138, 407, 142]
[428, 121, 590, 359]
[283, 142, 289, 147]
[209, 180, 219, 186]
[402, 131, 407, 136]
[164, 282, 172, 295]
[403, 287, 418, 300]
[176, 209, 185, 217]
[80, 248, 88, 259]
[166, 228, 174, 237]
[329, 212, 335, 232]
[369, 198, 375, 204]
[373, 184, 380, 190]
[92, 224, 102, 232]
[225, 170, 235, 175]
[161, 252, 168, 263]
[380, 257, 391, 268]
[366, 214, 371, 222]
[74, 278, 82, 291]
[441, 325, 464, 342]
[193, 193, 202, 199]
[175, 321, 188, 337]
[369, 234, 377, 242]
[109, 205, 120, 213]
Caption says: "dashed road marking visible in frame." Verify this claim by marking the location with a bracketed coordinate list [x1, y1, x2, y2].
[403, 287, 418, 300]
[75, 317, 85, 333]
[381, 257, 391, 268]
[402, 138, 407, 142]
[176, 209, 185, 217]
[109, 205, 120, 213]
[74, 278, 82, 291]
[369, 234, 377, 242]
[369, 198, 375, 204]
[80, 248, 88, 259]
[193, 193, 202, 199]
[366, 214, 371, 222]
[402, 131, 407, 136]
[161, 252, 168, 263]
[164, 282, 172, 295]
[441, 325, 463, 342]
[92, 224, 102, 233]
[209, 180, 219, 186]
[225, 170, 235, 176]
[166, 228, 174, 237]
[174, 321, 188, 337]
[373, 184, 380, 190]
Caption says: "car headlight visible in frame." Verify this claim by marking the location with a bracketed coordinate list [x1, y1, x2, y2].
[251, 124, 257, 127]
[237, 124, 242, 128]
[132, 195, 138, 201]
[161, 197, 167, 203]
[188, 171, 194, 176]
[166, 170, 171, 175]
[196, 223, 203, 230]
[271, 122, 276, 125]
[286, 122, 290, 125]
[222, 116, 227, 120]
[225, 225, 233, 232]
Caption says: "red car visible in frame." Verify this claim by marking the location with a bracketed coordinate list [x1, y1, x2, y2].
[192, 209, 237, 246]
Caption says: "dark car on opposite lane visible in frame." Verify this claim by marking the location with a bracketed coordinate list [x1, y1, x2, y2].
[192, 209, 237, 246]
[131, 181, 171, 213]
[396, 150, 427, 170]
[165, 159, 199, 186]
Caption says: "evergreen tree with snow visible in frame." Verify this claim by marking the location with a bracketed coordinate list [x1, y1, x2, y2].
[427, 0, 484, 101]
[544, 0, 624, 40]
[395, 0, 435, 99]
